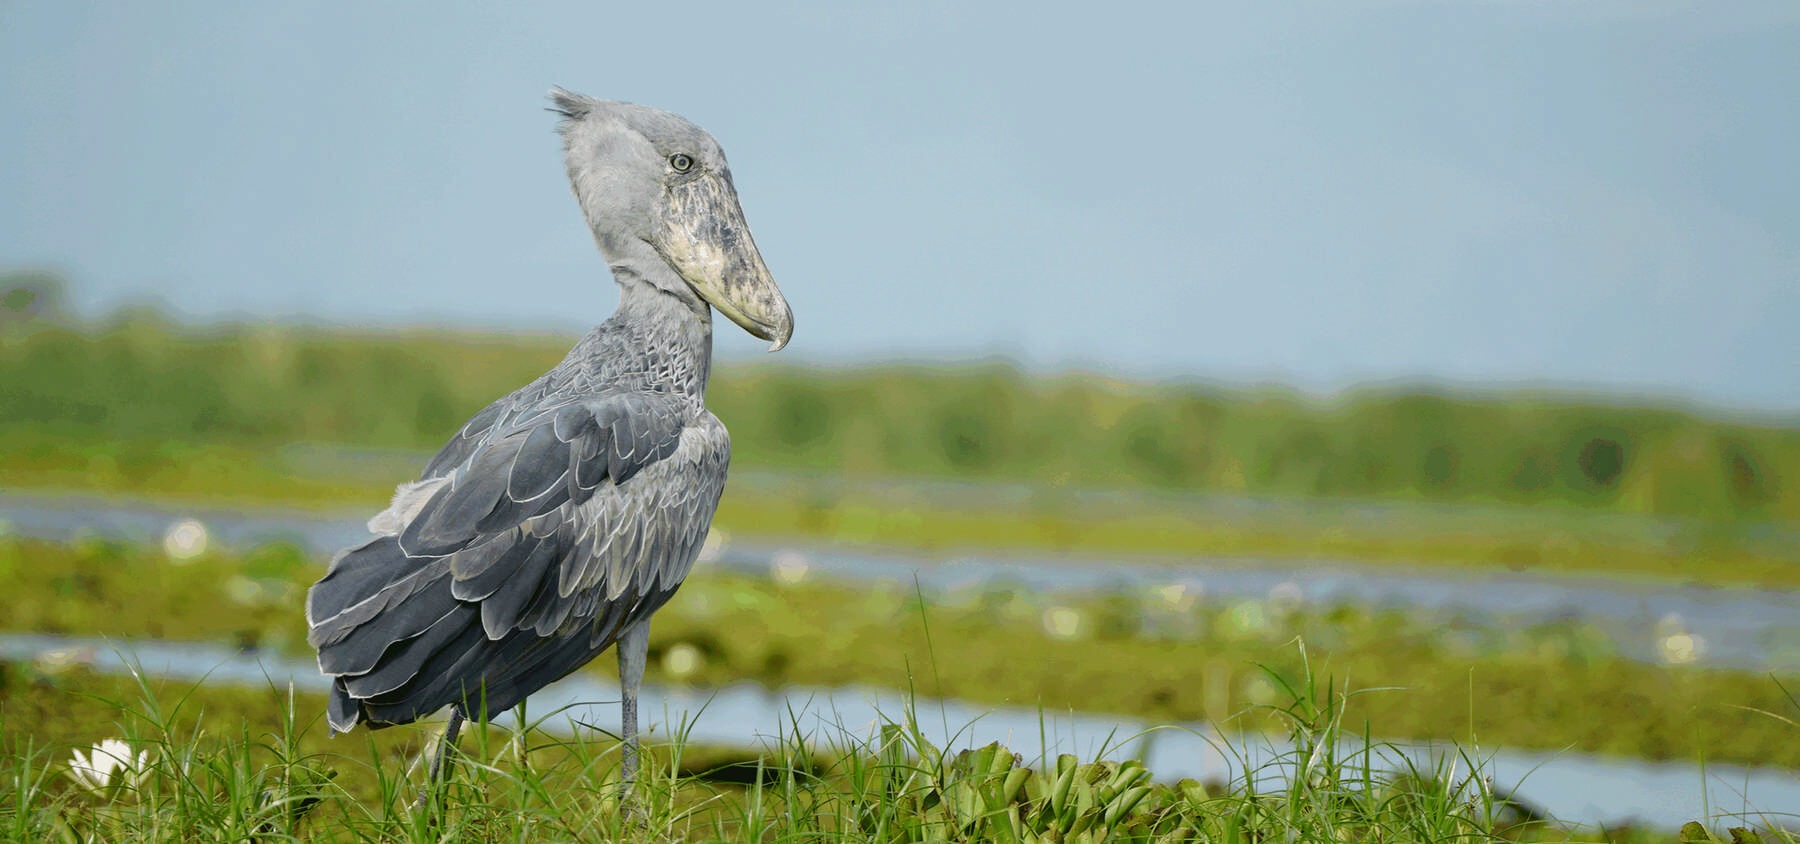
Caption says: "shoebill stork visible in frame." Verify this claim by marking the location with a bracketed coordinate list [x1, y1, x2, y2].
[305, 88, 793, 792]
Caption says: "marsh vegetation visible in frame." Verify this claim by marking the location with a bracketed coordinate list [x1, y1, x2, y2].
[3, 292, 1797, 838]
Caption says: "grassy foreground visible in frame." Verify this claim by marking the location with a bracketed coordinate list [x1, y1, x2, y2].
[7, 657, 1783, 842]
[5, 536, 1799, 770]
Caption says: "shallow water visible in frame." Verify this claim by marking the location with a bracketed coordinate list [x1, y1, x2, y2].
[4, 491, 1798, 671]
[2, 631, 1794, 830]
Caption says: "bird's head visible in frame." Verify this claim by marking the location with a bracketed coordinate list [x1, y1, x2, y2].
[550, 88, 793, 351]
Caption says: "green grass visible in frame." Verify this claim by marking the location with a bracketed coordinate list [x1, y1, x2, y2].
[5, 536, 1799, 770]
[6, 650, 1775, 842]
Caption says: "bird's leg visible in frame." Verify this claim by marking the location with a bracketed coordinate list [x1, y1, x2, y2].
[617, 618, 651, 795]
[412, 706, 465, 813]
[429, 707, 466, 783]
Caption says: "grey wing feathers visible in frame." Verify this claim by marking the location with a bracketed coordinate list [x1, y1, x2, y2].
[420, 398, 507, 480]
[400, 394, 685, 557]
[306, 390, 727, 732]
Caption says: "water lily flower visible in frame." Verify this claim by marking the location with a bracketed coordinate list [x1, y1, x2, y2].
[1654, 612, 1706, 665]
[697, 527, 728, 563]
[162, 517, 209, 562]
[1155, 583, 1200, 612]
[1659, 632, 1705, 665]
[662, 642, 703, 679]
[1267, 580, 1304, 614]
[1042, 606, 1084, 640]
[67, 739, 150, 791]
[34, 645, 95, 675]
[771, 550, 810, 585]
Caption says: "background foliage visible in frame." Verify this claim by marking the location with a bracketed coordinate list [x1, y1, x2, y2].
[2, 274, 1795, 524]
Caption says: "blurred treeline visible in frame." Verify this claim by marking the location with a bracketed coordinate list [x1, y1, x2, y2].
[2, 273, 1795, 522]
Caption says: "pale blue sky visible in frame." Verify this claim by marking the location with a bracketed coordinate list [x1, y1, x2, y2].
[2, 2, 1796, 412]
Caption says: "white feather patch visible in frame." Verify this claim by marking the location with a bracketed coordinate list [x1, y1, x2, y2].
[367, 477, 451, 536]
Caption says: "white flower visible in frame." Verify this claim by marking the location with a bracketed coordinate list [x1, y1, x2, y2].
[34, 645, 95, 674]
[225, 575, 263, 606]
[663, 642, 703, 679]
[1155, 583, 1199, 612]
[1042, 606, 1084, 640]
[1654, 613, 1706, 665]
[1267, 581, 1304, 614]
[697, 527, 728, 563]
[1659, 632, 1705, 665]
[162, 518, 209, 562]
[771, 550, 810, 585]
[67, 739, 150, 791]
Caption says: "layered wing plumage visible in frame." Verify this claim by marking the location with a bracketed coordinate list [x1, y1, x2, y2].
[306, 388, 728, 732]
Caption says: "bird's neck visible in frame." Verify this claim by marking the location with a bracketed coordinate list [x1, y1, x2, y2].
[604, 259, 714, 398]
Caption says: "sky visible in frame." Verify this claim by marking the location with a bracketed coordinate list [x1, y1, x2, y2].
[1, 2, 1796, 413]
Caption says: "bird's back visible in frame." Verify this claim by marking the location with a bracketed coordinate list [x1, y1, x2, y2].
[307, 320, 729, 732]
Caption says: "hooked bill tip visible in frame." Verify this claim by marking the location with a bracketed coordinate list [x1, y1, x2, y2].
[765, 311, 793, 352]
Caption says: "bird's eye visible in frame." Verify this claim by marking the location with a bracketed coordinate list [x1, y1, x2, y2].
[669, 153, 694, 172]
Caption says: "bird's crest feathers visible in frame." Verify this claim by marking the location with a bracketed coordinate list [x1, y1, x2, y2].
[547, 86, 595, 127]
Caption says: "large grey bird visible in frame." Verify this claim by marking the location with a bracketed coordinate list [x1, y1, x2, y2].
[305, 88, 792, 790]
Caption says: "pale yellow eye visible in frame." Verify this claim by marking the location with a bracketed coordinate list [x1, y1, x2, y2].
[669, 153, 694, 172]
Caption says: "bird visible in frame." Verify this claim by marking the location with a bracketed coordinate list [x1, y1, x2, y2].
[305, 88, 793, 795]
